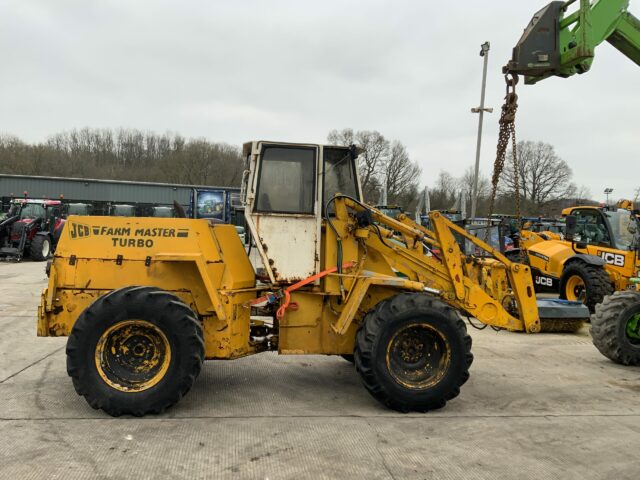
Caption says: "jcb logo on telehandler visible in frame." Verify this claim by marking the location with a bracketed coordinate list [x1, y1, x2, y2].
[598, 251, 625, 267]
[535, 275, 553, 287]
[69, 222, 91, 239]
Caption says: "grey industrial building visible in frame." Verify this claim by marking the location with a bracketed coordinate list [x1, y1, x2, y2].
[0, 174, 241, 221]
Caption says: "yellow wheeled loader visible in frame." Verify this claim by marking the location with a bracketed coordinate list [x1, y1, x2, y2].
[38, 141, 589, 416]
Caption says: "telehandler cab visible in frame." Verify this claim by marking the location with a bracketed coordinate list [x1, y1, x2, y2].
[38, 141, 588, 417]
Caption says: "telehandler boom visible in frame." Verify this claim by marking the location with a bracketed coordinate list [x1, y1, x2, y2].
[505, 0, 640, 83]
[38, 141, 588, 416]
[502, 0, 640, 365]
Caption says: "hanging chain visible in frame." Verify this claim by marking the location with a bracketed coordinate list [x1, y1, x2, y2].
[485, 73, 521, 244]
[510, 113, 521, 228]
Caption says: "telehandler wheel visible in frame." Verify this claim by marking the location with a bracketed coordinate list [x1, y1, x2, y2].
[354, 293, 473, 412]
[559, 262, 613, 313]
[30, 235, 51, 261]
[591, 291, 640, 366]
[66, 286, 205, 417]
[340, 354, 355, 363]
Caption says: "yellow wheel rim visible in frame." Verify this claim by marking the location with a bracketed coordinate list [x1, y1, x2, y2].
[385, 323, 451, 390]
[565, 275, 586, 302]
[95, 320, 171, 392]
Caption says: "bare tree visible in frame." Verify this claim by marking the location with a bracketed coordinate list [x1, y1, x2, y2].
[428, 171, 458, 210]
[571, 185, 592, 202]
[327, 128, 354, 146]
[459, 166, 489, 210]
[0, 128, 244, 187]
[383, 141, 421, 206]
[327, 128, 389, 201]
[500, 141, 574, 208]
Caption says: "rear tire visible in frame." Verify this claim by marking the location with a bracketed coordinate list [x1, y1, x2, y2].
[66, 286, 205, 416]
[559, 262, 613, 313]
[30, 235, 51, 261]
[354, 293, 472, 412]
[591, 291, 640, 366]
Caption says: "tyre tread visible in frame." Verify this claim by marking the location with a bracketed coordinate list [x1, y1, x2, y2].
[354, 293, 472, 412]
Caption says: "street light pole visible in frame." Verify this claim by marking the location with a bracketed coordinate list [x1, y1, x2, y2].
[470, 41, 493, 219]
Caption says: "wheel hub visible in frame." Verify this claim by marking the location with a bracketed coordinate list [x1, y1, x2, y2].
[95, 320, 171, 392]
[566, 275, 586, 302]
[386, 323, 451, 389]
[625, 313, 640, 344]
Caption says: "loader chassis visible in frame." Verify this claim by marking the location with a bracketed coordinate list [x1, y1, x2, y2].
[38, 141, 587, 416]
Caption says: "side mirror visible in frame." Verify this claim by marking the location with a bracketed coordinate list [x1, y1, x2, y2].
[565, 215, 577, 240]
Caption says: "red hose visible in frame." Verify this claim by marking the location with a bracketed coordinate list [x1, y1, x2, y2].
[276, 262, 355, 319]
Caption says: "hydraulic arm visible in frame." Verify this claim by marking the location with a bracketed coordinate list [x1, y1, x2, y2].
[505, 0, 640, 83]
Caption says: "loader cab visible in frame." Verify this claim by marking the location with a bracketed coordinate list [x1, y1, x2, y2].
[242, 141, 362, 283]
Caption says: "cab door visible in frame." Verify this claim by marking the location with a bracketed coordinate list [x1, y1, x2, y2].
[573, 208, 625, 268]
[244, 142, 320, 283]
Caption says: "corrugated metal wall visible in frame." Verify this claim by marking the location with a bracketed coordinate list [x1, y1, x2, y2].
[0, 174, 235, 205]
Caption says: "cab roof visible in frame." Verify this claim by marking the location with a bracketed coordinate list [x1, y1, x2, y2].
[12, 199, 62, 206]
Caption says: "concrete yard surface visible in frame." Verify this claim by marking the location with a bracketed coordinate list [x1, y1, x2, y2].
[1, 261, 639, 479]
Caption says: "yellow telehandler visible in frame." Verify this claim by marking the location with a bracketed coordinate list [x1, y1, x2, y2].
[37, 141, 592, 416]
[519, 205, 639, 312]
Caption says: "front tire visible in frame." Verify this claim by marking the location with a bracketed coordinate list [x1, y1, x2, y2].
[66, 286, 205, 416]
[354, 293, 473, 412]
[559, 262, 613, 313]
[591, 291, 640, 366]
[30, 235, 51, 261]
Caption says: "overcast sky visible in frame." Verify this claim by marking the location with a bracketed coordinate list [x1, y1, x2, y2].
[1, 0, 638, 201]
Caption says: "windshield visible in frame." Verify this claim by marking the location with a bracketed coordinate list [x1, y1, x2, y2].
[19, 203, 45, 220]
[8, 204, 19, 217]
[113, 206, 135, 216]
[378, 207, 403, 219]
[153, 208, 172, 217]
[68, 204, 89, 215]
[605, 209, 639, 251]
[323, 147, 358, 215]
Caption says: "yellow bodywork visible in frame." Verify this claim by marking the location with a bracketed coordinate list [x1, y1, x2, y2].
[524, 205, 640, 291]
[39, 217, 257, 359]
[526, 239, 634, 291]
[40, 200, 543, 362]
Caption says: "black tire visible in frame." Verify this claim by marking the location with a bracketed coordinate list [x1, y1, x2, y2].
[559, 262, 613, 313]
[66, 286, 205, 416]
[591, 291, 640, 366]
[354, 293, 473, 412]
[30, 235, 51, 261]
[340, 354, 355, 363]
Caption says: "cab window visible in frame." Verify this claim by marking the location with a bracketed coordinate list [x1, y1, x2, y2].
[323, 147, 359, 215]
[573, 210, 611, 246]
[255, 147, 316, 214]
[19, 204, 45, 220]
[605, 209, 637, 251]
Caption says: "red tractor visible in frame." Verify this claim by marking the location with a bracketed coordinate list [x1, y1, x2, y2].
[0, 199, 66, 261]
